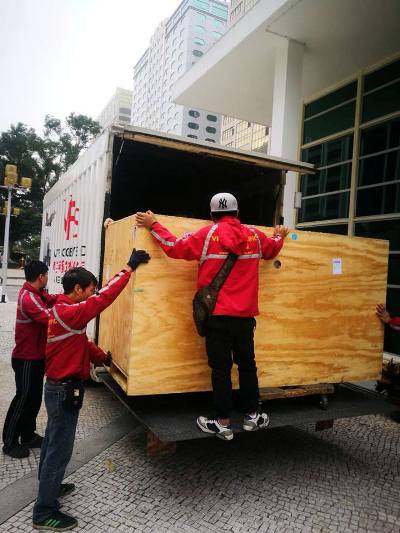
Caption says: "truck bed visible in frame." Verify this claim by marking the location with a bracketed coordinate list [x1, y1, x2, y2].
[100, 373, 393, 442]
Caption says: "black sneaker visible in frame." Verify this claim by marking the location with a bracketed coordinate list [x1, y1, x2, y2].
[59, 483, 75, 498]
[243, 412, 270, 431]
[33, 511, 78, 531]
[21, 433, 43, 448]
[2, 444, 29, 458]
[196, 416, 234, 441]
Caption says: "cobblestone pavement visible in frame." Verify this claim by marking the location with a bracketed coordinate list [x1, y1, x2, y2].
[1, 303, 400, 532]
[1, 414, 400, 533]
[0, 303, 126, 490]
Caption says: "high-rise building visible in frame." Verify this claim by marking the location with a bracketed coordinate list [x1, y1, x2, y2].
[131, 0, 229, 143]
[220, 0, 269, 153]
[97, 87, 133, 129]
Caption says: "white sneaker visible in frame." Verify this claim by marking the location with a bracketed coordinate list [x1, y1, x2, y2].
[243, 412, 270, 431]
[196, 416, 234, 441]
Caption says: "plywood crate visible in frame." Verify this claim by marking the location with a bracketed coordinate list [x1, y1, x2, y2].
[98, 214, 389, 396]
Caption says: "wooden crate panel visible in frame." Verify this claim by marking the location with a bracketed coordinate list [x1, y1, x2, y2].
[98, 215, 388, 396]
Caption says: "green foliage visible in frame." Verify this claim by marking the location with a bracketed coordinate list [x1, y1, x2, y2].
[0, 114, 101, 258]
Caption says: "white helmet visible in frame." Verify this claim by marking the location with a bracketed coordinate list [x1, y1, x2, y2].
[210, 192, 238, 213]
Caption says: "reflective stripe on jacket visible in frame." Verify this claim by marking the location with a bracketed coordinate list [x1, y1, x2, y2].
[150, 216, 283, 317]
[45, 269, 131, 380]
[12, 283, 57, 360]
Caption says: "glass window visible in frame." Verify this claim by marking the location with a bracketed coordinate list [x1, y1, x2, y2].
[299, 224, 348, 235]
[119, 107, 131, 114]
[196, 13, 207, 22]
[192, 49, 203, 57]
[194, 37, 205, 46]
[360, 122, 388, 156]
[213, 31, 223, 39]
[211, 4, 228, 17]
[188, 122, 199, 130]
[213, 19, 225, 28]
[303, 101, 356, 144]
[302, 135, 353, 167]
[358, 150, 400, 186]
[304, 81, 357, 119]
[354, 219, 400, 251]
[207, 114, 217, 122]
[362, 80, 400, 123]
[194, 25, 206, 33]
[187, 134, 198, 139]
[189, 110, 200, 118]
[193, 0, 209, 10]
[356, 182, 400, 217]
[206, 126, 216, 134]
[301, 163, 351, 197]
[388, 254, 400, 285]
[298, 191, 350, 223]
[205, 138, 216, 142]
[364, 58, 400, 93]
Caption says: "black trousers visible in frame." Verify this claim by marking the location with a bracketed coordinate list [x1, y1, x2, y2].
[2, 358, 45, 449]
[205, 316, 259, 419]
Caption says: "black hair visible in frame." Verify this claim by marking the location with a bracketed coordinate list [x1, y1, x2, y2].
[62, 267, 98, 294]
[211, 210, 238, 220]
[24, 260, 48, 282]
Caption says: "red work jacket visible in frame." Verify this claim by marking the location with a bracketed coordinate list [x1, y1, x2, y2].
[45, 270, 131, 380]
[150, 216, 283, 317]
[389, 316, 400, 331]
[12, 282, 57, 360]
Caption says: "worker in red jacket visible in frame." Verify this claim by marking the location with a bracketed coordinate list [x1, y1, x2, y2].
[135, 193, 289, 441]
[376, 304, 400, 330]
[2, 260, 57, 459]
[32, 248, 150, 532]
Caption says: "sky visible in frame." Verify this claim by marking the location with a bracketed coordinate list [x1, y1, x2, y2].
[0, 0, 180, 133]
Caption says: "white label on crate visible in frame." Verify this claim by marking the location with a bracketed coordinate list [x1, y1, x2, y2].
[332, 258, 342, 275]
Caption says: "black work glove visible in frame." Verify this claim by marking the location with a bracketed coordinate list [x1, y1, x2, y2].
[127, 249, 150, 271]
[104, 351, 112, 367]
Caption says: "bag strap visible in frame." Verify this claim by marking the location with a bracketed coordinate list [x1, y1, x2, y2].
[209, 252, 238, 292]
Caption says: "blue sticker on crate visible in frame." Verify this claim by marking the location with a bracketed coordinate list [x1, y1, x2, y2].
[291, 233, 298, 240]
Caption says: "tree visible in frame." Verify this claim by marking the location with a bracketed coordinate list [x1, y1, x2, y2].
[0, 114, 100, 260]
[44, 113, 101, 177]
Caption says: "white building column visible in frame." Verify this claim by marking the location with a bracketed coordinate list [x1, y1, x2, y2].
[269, 38, 304, 228]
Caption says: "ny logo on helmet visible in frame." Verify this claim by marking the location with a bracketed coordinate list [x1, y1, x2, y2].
[219, 198, 228, 209]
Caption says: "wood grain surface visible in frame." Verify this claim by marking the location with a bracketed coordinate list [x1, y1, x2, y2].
[98, 214, 388, 396]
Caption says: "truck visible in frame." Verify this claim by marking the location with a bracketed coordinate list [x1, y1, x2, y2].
[40, 125, 393, 443]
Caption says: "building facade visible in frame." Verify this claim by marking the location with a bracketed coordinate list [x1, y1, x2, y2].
[97, 87, 132, 129]
[297, 56, 400, 356]
[220, 0, 269, 153]
[131, 0, 229, 143]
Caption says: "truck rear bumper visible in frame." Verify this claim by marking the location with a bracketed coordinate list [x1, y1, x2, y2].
[100, 374, 394, 442]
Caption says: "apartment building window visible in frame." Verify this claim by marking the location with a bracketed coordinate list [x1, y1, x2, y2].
[189, 110, 200, 118]
[211, 4, 228, 17]
[207, 114, 217, 122]
[206, 126, 216, 134]
[193, 0, 209, 10]
[213, 19, 225, 28]
[187, 134, 198, 139]
[194, 25, 206, 33]
[196, 13, 207, 22]
[194, 37, 205, 46]
[193, 50, 203, 57]
[222, 127, 234, 140]
[213, 31, 223, 39]
[205, 138, 216, 142]
[188, 122, 199, 129]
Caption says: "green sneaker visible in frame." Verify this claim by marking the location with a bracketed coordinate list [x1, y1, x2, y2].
[33, 511, 78, 531]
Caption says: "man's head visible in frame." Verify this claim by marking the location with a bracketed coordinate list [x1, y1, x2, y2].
[24, 260, 49, 289]
[210, 192, 238, 221]
[62, 267, 98, 303]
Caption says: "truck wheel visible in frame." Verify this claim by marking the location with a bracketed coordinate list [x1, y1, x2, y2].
[319, 394, 328, 410]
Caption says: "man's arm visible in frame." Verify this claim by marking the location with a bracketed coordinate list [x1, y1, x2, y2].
[61, 249, 150, 329]
[255, 225, 289, 260]
[21, 291, 51, 325]
[135, 211, 205, 261]
[87, 340, 109, 366]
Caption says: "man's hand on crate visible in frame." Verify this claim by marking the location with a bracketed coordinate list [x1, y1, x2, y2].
[104, 218, 114, 229]
[273, 225, 290, 239]
[135, 211, 157, 229]
[127, 248, 151, 272]
[376, 304, 391, 323]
